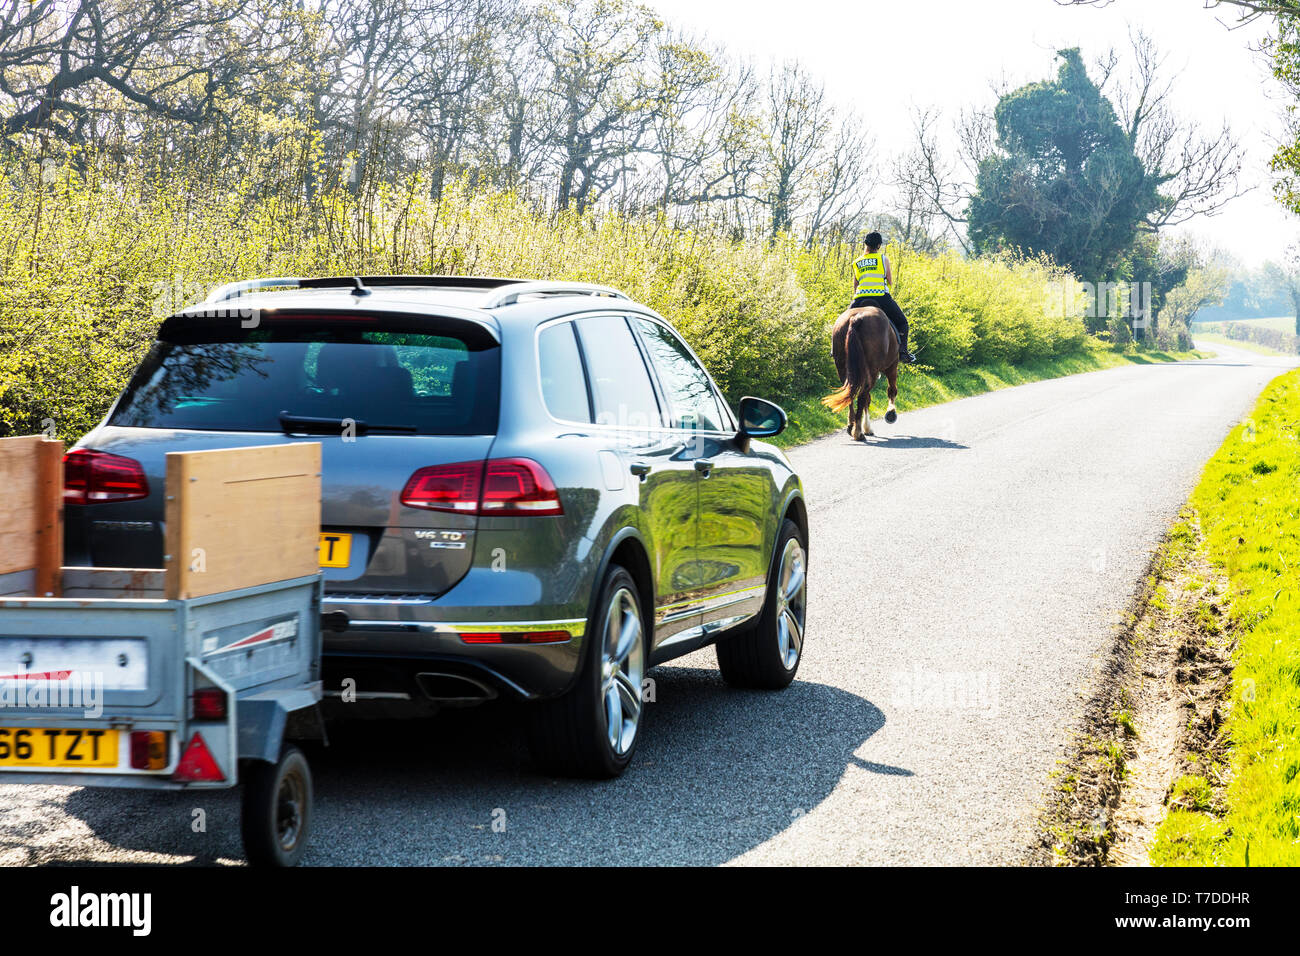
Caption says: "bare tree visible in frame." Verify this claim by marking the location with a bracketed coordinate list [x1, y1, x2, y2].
[757, 62, 848, 237]
[0, 0, 298, 145]
[532, 0, 662, 212]
[1058, 1, 1300, 24]
[892, 107, 975, 253]
[646, 38, 765, 218]
[802, 112, 874, 246]
[486, 10, 561, 193]
[1098, 29, 1247, 228]
[402, 0, 511, 199]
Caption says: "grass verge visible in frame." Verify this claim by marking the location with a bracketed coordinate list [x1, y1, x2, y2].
[1147, 367, 1300, 866]
[1028, 512, 1234, 865]
[1192, 333, 1289, 357]
[1030, 367, 1299, 866]
[771, 344, 1209, 448]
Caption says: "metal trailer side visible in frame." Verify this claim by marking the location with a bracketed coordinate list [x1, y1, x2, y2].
[0, 572, 322, 793]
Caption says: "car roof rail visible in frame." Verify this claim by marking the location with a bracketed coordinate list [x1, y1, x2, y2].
[204, 277, 304, 302]
[203, 276, 632, 308]
[204, 275, 532, 303]
[480, 281, 631, 309]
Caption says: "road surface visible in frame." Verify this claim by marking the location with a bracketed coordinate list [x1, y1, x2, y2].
[1, 340, 1293, 866]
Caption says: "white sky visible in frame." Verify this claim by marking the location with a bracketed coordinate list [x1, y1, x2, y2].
[647, 0, 1297, 267]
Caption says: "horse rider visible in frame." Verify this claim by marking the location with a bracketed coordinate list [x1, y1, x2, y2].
[850, 231, 916, 364]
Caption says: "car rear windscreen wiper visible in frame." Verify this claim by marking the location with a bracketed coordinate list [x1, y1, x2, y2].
[278, 412, 418, 435]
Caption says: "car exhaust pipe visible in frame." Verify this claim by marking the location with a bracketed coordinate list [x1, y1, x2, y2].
[415, 671, 497, 703]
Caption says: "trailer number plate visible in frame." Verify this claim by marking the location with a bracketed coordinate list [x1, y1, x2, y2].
[319, 532, 352, 568]
[0, 727, 119, 767]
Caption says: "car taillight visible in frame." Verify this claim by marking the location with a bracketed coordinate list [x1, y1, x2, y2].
[401, 459, 563, 516]
[400, 461, 483, 513]
[63, 449, 150, 505]
[191, 687, 228, 720]
[480, 458, 563, 516]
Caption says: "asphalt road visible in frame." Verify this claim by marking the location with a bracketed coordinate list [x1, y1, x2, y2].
[1, 340, 1293, 866]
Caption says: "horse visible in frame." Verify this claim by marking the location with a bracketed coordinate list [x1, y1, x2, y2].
[821, 305, 900, 441]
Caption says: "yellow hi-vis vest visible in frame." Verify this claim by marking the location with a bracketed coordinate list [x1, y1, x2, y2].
[853, 251, 889, 298]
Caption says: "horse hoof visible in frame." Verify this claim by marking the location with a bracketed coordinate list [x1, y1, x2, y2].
[885, 410, 897, 424]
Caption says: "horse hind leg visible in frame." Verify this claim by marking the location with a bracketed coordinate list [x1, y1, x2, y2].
[849, 394, 864, 441]
[884, 366, 899, 424]
[861, 389, 873, 438]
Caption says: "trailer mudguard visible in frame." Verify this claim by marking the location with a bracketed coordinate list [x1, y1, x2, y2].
[237, 687, 325, 763]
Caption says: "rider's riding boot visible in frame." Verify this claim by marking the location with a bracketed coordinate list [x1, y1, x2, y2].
[898, 328, 917, 364]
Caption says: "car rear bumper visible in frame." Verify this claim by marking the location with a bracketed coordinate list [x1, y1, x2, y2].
[319, 602, 588, 703]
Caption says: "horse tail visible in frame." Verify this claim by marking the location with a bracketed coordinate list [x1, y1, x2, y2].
[822, 313, 867, 413]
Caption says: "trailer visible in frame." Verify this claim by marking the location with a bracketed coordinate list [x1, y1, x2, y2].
[0, 436, 325, 866]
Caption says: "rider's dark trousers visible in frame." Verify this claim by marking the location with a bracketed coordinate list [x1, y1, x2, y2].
[851, 294, 909, 350]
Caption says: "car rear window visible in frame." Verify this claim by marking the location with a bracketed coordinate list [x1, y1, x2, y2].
[108, 316, 500, 436]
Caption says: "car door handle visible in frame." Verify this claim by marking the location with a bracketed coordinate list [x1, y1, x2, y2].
[630, 461, 651, 481]
[694, 458, 714, 476]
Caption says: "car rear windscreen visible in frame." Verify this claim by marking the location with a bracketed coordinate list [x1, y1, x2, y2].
[108, 316, 500, 436]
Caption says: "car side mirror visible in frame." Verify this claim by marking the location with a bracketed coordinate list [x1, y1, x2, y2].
[737, 396, 787, 440]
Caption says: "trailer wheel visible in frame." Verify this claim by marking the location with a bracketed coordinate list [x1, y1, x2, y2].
[241, 745, 313, 867]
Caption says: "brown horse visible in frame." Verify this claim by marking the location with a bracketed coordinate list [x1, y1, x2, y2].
[821, 306, 900, 440]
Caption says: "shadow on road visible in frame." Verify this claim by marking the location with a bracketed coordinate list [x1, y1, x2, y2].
[845, 434, 969, 450]
[57, 666, 893, 866]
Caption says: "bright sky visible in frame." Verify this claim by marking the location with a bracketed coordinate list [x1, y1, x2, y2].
[647, 0, 1296, 267]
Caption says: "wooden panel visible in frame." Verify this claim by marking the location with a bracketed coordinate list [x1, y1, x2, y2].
[164, 443, 321, 600]
[35, 438, 64, 596]
[0, 436, 63, 595]
[61, 567, 165, 599]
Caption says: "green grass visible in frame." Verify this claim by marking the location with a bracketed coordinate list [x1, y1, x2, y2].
[1149, 368, 1300, 866]
[1194, 315, 1297, 335]
[770, 344, 1209, 448]
[1193, 332, 1289, 357]
[1168, 775, 1216, 812]
[1151, 810, 1231, 866]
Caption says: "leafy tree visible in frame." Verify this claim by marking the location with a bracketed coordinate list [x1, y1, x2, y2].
[1120, 233, 1189, 340]
[968, 49, 1163, 285]
[1161, 267, 1230, 347]
[1261, 254, 1300, 335]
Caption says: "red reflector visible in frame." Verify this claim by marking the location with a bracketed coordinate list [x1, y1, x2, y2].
[520, 630, 570, 644]
[401, 458, 562, 516]
[172, 732, 224, 782]
[129, 731, 168, 770]
[63, 449, 150, 505]
[459, 630, 570, 645]
[191, 687, 228, 720]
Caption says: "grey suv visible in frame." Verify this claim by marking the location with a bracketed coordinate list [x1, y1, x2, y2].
[64, 276, 809, 777]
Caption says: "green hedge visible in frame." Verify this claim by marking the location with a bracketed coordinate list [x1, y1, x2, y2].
[0, 161, 1089, 440]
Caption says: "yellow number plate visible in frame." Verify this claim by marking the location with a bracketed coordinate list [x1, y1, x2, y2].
[0, 727, 119, 768]
[319, 532, 352, 568]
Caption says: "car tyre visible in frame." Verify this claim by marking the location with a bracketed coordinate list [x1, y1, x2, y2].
[716, 519, 806, 689]
[529, 565, 646, 779]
